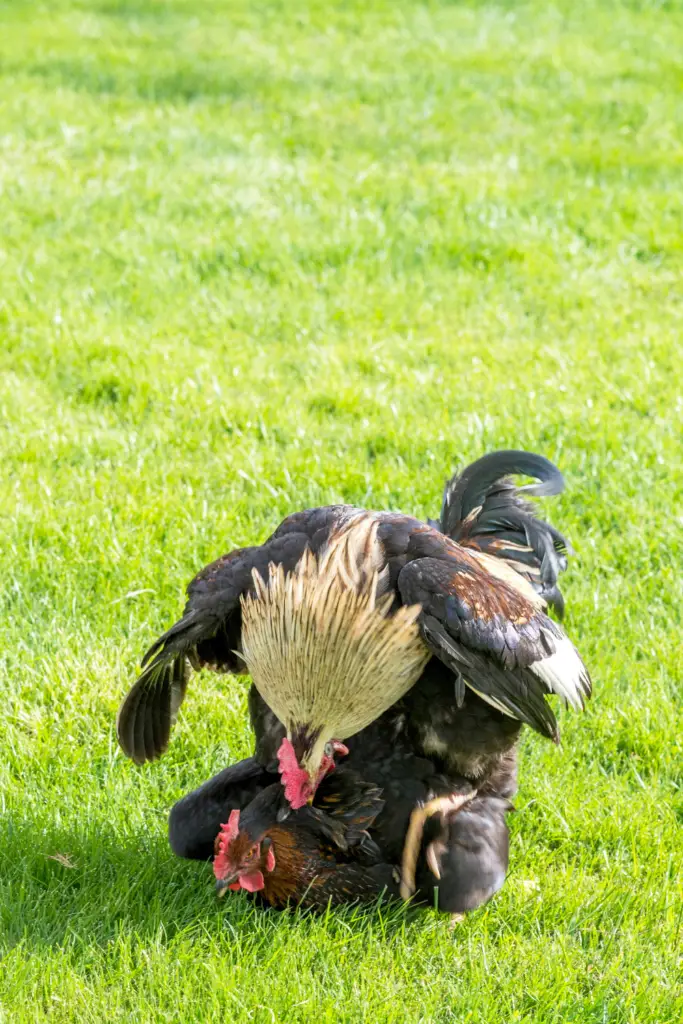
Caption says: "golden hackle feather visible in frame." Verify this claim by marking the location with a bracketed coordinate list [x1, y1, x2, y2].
[469, 549, 545, 609]
[240, 515, 431, 740]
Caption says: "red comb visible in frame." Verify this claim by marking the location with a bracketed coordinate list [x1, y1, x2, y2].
[213, 809, 240, 879]
[219, 809, 240, 851]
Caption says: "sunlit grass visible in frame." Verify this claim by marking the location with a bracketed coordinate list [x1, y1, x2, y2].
[1, 1, 682, 1021]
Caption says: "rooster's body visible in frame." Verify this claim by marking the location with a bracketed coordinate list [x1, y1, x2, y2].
[119, 452, 588, 784]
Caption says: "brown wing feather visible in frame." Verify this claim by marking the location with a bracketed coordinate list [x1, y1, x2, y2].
[398, 548, 590, 740]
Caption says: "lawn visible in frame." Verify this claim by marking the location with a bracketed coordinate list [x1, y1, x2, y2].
[1, 0, 682, 1020]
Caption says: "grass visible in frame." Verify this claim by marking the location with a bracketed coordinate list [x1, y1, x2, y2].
[1, 0, 682, 1019]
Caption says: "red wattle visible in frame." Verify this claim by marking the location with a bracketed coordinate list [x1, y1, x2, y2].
[238, 870, 265, 893]
[278, 737, 312, 809]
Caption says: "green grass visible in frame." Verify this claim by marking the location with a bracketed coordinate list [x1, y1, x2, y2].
[1, 0, 682, 1019]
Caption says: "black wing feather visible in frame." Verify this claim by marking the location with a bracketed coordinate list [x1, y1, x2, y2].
[117, 657, 189, 764]
[420, 613, 559, 741]
[168, 757, 274, 860]
[118, 517, 339, 765]
[313, 769, 385, 853]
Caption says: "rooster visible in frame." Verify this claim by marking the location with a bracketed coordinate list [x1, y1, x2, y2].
[118, 450, 590, 815]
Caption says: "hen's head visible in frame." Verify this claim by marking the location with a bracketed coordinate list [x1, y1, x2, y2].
[213, 809, 276, 896]
[277, 734, 349, 810]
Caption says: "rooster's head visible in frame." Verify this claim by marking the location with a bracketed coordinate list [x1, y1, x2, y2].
[240, 515, 431, 811]
[277, 733, 349, 810]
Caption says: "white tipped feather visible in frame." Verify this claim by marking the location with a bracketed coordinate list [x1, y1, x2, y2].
[240, 515, 431, 740]
[530, 631, 591, 709]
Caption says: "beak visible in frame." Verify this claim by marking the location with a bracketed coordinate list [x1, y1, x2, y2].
[215, 873, 239, 897]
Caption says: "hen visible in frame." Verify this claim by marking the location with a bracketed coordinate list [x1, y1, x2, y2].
[170, 709, 512, 915]
[212, 768, 398, 909]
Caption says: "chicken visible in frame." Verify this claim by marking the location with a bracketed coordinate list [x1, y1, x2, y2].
[238, 528, 431, 807]
[118, 450, 589, 817]
[211, 767, 399, 909]
[170, 708, 513, 915]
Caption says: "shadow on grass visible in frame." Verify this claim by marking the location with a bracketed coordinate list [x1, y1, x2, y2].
[22, 60, 258, 104]
[1, 814, 418, 955]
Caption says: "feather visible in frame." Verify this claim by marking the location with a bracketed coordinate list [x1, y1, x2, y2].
[530, 631, 592, 710]
[239, 515, 431, 743]
[438, 451, 570, 617]
[116, 656, 189, 764]
[439, 451, 565, 528]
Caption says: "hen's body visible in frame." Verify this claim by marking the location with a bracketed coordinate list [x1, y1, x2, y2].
[213, 769, 400, 910]
[171, 706, 511, 914]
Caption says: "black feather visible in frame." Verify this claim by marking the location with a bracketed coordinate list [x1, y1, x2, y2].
[168, 757, 275, 860]
[417, 614, 560, 742]
[439, 451, 564, 528]
[416, 796, 511, 914]
[116, 656, 188, 764]
[437, 450, 570, 617]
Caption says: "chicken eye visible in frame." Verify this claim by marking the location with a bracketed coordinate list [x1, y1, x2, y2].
[324, 742, 333, 757]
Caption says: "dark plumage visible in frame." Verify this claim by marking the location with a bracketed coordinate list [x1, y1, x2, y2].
[118, 450, 589, 777]
[125, 450, 588, 912]
[170, 707, 511, 915]
[432, 449, 569, 617]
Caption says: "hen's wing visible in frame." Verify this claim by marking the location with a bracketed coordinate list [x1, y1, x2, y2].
[397, 542, 590, 742]
[117, 507, 356, 764]
[302, 861, 400, 909]
[309, 768, 386, 860]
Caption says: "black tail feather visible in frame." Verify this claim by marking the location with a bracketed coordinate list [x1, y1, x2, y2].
[439, 450, 564, 527]
[436, 451, 571, 617]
